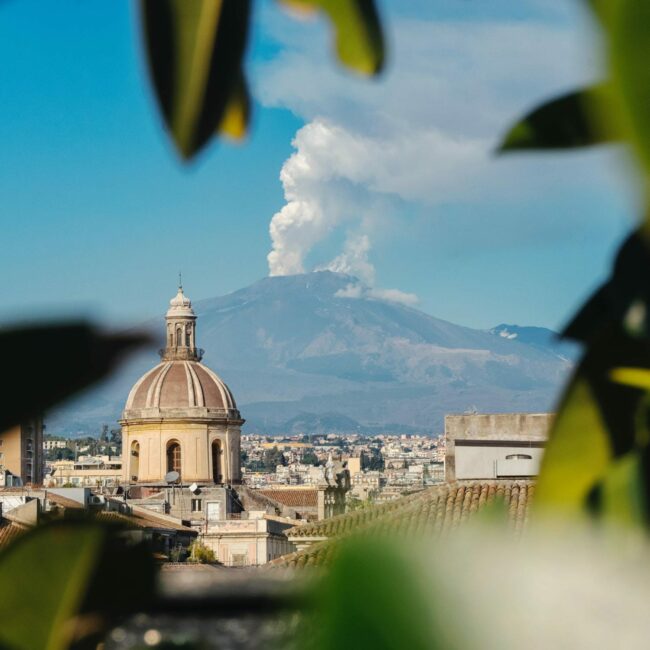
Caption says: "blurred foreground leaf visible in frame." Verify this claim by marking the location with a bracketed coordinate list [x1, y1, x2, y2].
[600, 0, 650, 174]
[563, 231, 650, 344]
[535, 374, 611, 513]
[536, 328, 650, 516]
[141, 0, 251, 159]
[219, 69, 250, 140]
[279, 0, 384, 75]
[498, 85, 618, 151]
[0, 323, 148, 433]
[0, 520, 155, 650]
[313, 538, 434, 650]
[590, 452, 647, 526]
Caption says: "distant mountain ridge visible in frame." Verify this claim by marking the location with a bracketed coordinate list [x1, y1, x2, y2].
[489, 323, 579, 361]
[48, 272, 577, 435]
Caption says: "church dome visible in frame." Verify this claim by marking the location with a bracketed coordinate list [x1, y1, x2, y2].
[121, 283, 242, 423]
[124, 360, 240, 420]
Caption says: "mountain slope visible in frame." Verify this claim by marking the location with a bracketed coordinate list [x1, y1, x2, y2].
[48, 272, 576, 435]
[489, 323, 579, 361]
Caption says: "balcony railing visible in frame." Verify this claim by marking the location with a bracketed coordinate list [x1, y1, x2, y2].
[158, 347, 205, 361]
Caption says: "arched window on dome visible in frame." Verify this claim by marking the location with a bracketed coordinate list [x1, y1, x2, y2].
[185, 325, 191, 347]
[176, 327, 182, 347]
[167, 440, 182, 476]
[212, 440, 222, 484]
[130, 441, 140, 482]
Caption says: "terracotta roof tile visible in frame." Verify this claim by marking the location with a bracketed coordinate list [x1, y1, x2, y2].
[47, 493, 85, 509]
[258, 489, 318, 508]
[272, 480, 534, 569]
[0, 519, 27, 548]
[95, 509, 196, 533]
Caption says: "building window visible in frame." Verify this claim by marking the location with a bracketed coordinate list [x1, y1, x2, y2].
[191, 499, 202, 512]
[212, 440, 222, 483]
[130, 441, 140, 482]
[167, 441, 182, 476]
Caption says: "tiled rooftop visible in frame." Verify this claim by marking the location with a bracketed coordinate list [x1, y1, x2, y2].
[0, 519, 28, 548]
[271, 480, 534, 569]
[258, 489, 318, 508]
[95, 509, 197, 533]
[47, 493, 85, 510]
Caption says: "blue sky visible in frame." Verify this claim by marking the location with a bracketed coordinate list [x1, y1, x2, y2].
[0, 0, 637, 331]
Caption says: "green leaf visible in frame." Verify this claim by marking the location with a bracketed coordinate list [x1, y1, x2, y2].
[498, 85, 618, 152]
[0, 520, 156, 650]
[611, 366, 650, 391]
[596, 0, 650, 172]
[0, 324, 148, 433]
[535, 327, 650, 515]
[0, 522, 103, 650]
[312, 538, 435, 650]
[141, 0, 252, 159]
[219, 69, 250, 141]
[562, 231, 650, 343]
[279, 0, 384, 75]
[534, 374, 612, 514]
[588, 452, 647, 527]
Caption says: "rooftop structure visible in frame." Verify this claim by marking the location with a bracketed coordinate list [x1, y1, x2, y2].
[444, 413, 552, 481]
[120, 284, 244, 486]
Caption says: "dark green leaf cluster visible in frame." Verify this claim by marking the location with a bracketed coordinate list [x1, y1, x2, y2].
[0, 324, 148, 434]
[141, 0, 385, 160]
[500, 1, 650, 525]
[0, 519, 155, 650]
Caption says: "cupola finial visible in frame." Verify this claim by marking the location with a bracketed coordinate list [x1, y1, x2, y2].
[162, 282, 200, 361]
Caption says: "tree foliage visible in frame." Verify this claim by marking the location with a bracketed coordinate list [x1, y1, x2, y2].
[301, 450, 320, 466]
[499, 1, 650, 525]
[188, 540, 217, 564]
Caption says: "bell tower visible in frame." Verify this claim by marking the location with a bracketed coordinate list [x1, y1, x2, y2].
[161, 280, 202, 361]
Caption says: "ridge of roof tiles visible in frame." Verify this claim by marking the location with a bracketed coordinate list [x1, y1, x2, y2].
[0, 519, 28, 548]
[270, 481, 535, 570]
[91, 510, 196, 533]
[285, 487, 436, 538]
[47, 493, 86, 510]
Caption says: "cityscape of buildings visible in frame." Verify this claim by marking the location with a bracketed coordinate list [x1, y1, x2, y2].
[0, 285, 548, 569]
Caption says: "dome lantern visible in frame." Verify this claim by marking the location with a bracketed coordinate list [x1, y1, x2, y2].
[162, 282, 202, 361]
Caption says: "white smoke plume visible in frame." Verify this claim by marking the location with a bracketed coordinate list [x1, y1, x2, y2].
[267, 119, 377, 278]
[320, 234, 375, 285]
[262, 10, 606, 307]
[319, 234, 419, 305]
[266, 116, 486, 281]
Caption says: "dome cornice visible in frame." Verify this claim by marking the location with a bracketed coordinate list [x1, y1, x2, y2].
[119, 411, 245, 426]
